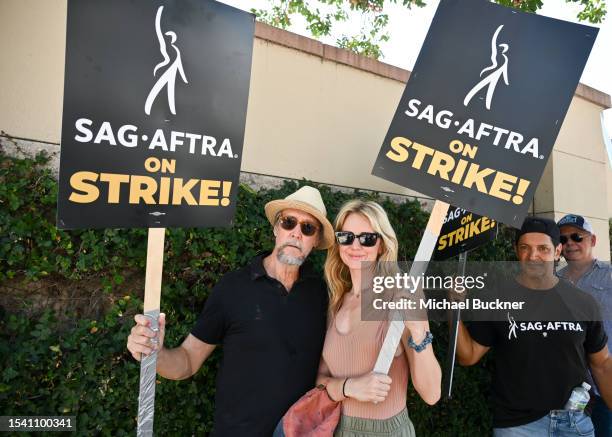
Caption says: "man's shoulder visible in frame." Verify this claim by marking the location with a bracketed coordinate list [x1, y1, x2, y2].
[218, 260, 253, 284]
[594, 259, 612, 274]
[556, 277, 594, 299]
[209, 257, 261, 293]
[558, 259, 612, 278]
[555, 278, 602, 317]
[217, 264, 252, 283]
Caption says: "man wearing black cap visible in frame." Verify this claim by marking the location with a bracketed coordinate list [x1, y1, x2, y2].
[557, 214, 612, 436]
[456, 217, 612, 436]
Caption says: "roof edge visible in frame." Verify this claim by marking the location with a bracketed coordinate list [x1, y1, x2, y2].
[254, 22, 611, 109]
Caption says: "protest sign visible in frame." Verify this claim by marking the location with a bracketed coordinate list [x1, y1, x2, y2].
[432, 206, 497, 397]
[372, 0, 597, 375]
[58, 0, 254, 229]
[434, 206, 497, 260]
[372, 0, 597, 227]
[57, 1, 254, 435]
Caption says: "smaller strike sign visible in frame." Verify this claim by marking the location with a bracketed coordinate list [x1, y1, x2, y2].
[433, 206, 497, 260]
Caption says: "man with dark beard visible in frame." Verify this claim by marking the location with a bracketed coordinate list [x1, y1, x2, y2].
[126, 186, 334, 436]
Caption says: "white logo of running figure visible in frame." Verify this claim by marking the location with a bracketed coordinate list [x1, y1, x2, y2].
[507, 312, 518, 340]
[463, 25, 509, 110]
[144, 6, 188, 116]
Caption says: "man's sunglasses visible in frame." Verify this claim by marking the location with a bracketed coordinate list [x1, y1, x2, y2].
[335, 231, 381, 247]
[278, 215, 319, 236]
[560, 233, 585, 245]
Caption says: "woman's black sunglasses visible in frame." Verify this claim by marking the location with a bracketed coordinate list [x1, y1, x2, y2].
[335, 231, 381, 247]
[559, 233, 585, 245]
[278, 215, 319, 236]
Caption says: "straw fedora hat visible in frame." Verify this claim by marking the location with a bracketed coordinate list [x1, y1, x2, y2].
[264, 186, 334, 250]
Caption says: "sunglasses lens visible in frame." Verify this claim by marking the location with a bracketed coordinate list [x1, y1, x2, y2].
[300, 222, 317, 236]
[561, 233, 585, 244]
[335, 232, 354, 245]
[359, 233, 379, 247]
[280, 216, 318, 236]
[571, 233, 584, 243]
[335, 232, 379, 246]
[280, 216, 297, 231]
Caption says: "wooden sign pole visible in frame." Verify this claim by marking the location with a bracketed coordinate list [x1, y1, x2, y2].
[136, 228, 166, 437]
[374, 200, 449, 374]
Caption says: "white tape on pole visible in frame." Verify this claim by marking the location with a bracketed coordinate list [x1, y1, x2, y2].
[373, 201, 449, 375]
[137, 227, 165, 437]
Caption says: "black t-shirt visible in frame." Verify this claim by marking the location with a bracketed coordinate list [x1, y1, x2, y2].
[468, 278, 608, 428]
[191, 254, 328, 437]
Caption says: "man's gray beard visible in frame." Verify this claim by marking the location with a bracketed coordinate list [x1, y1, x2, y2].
[277, 242, 305, 266]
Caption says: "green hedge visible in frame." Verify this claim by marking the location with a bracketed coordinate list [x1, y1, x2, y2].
[0, 148, 515, 436]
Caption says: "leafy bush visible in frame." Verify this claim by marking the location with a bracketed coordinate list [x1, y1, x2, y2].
[0, 148, 514, 436]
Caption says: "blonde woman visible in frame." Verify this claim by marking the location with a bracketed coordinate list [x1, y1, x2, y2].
[318, 200, 441, 436]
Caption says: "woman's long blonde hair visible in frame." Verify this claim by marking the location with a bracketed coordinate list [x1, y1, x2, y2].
[324, 199, 399, 316]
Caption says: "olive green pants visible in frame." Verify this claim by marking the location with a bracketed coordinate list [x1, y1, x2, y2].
[334, 408, 416, 437]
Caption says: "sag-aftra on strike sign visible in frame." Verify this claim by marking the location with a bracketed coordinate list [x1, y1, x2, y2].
[433, 206, 497, 260]
[372, 0, 597, 227]
[57, 0, 254, 229]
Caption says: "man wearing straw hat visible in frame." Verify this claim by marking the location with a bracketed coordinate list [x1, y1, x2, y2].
[126, 186, 335, 436]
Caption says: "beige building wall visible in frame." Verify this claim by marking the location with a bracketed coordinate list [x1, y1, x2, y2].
[547, 96, 611, 260]
[1, 0, 611, 260]
[244, 36, 409, 196]
[0, 0, 66, 144]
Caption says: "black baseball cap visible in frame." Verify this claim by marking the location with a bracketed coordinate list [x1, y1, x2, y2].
[515, 217, 560, 246]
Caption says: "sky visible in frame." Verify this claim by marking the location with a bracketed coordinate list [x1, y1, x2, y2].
[218, 0, 612, 153]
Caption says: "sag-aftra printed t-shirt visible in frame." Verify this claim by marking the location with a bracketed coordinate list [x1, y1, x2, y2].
[468, 278, 608, 428]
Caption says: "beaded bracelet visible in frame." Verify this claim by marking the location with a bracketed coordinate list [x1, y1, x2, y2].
[407, 331, 433, 352]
